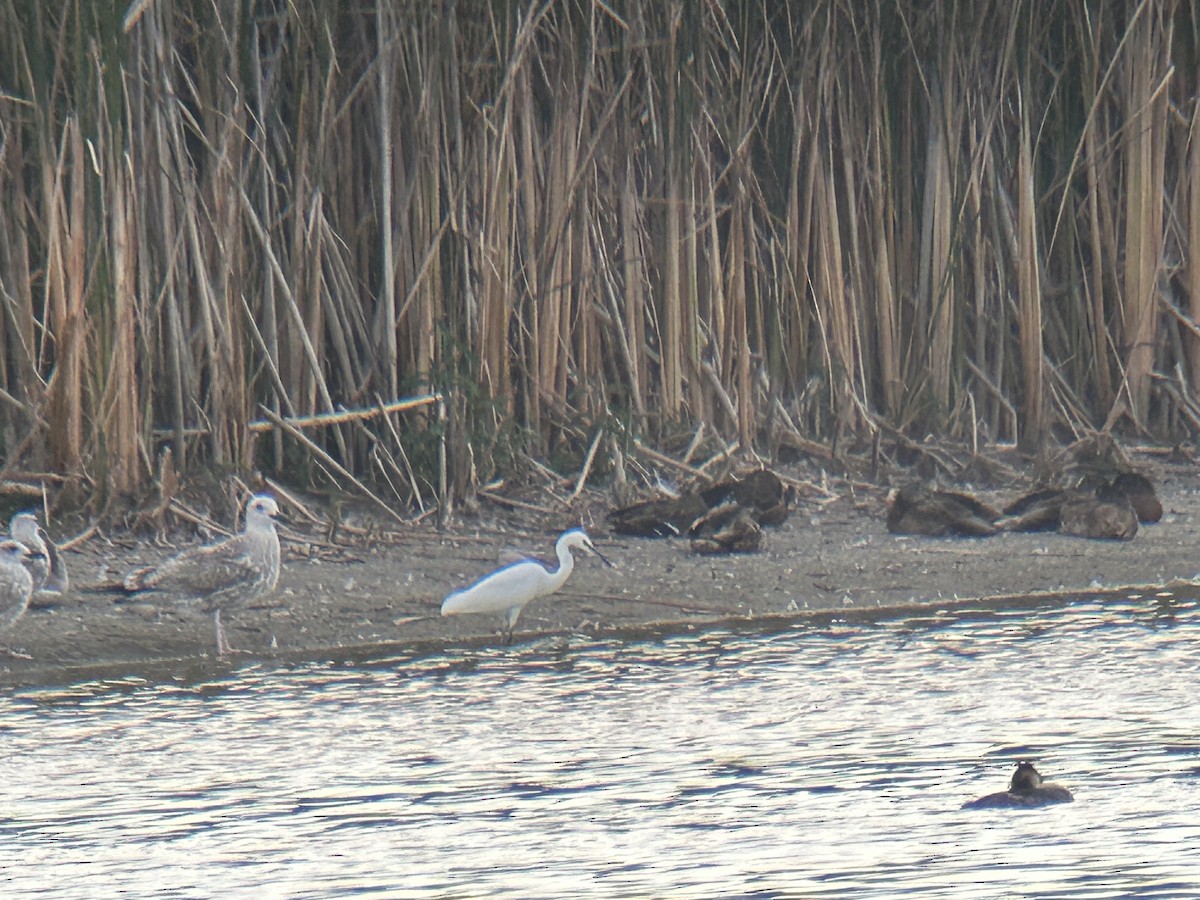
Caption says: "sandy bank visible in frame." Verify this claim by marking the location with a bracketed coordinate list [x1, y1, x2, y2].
[3, 449, 1197, 687]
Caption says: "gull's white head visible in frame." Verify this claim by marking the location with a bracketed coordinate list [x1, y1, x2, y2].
[247, 494, 280, 519]
[9, 512, 40, 544]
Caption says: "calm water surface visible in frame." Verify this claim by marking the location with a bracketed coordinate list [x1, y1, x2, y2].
[3, 588, 1199, 897]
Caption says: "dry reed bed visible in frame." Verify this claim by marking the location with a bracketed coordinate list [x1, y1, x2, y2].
[0, 1, 1198, 517]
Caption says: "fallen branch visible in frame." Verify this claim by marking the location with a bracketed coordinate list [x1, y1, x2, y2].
[696, 439, 741, 473]
[59, 523, 98, 551]
[771, 397, 835, 461]
[0, 480, 49, 498]
[247, 394, 442, 433]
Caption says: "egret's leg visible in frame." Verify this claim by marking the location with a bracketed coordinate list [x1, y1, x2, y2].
[503, 605, 522, 645]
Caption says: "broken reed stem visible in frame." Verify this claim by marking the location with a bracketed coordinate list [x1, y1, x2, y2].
[373, 395, 427, 512]
[568, 427, 604, 503]
[631, 438, 709, 481]
[257, 406, 406, 524]
[1015, 87, 1044, 450]
[247, 395, 443, 433]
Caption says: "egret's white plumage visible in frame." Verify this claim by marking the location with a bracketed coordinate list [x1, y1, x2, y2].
[0, 540, 35, 649]
[122, 494, 282, 655]
[9, 512, 69, 595]
[441, 528, 611, 640]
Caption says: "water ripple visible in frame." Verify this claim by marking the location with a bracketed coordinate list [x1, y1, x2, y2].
[2, 589, 1199, 896]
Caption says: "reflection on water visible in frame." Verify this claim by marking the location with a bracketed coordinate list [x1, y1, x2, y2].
[3, 588, 1199, 897]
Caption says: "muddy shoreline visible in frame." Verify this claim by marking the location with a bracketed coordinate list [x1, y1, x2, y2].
[4, 448, 1198, 687]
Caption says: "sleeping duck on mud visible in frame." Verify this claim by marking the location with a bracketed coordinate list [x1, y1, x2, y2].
[885, 485, 1000, 537]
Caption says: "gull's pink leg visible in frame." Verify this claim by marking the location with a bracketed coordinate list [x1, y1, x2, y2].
[214, 610, 228, 656]
[213, 609, 247, 656]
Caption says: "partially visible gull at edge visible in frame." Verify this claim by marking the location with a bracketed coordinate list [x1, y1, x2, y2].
[9, 511, 70, 596]
[0, 539, 36, 657]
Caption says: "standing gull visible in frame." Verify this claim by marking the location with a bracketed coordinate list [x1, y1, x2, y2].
[0, 539, 36, 656]
[9, 511, 70, 595]
[441, 527, 613, 642]
[122, 494, 282, 656]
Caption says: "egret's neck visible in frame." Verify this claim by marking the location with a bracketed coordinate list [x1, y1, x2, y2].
[550, 540, 577, 592]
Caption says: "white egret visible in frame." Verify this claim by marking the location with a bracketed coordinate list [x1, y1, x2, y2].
[0, 540, 35, 655]
[441, 527, 613, 642]
[122, 494, 282, 656]
[9, 511, 69, 595]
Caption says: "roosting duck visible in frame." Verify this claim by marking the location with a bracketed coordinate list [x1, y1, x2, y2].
[1058, 490, 1138, 541]
[609, 468, 792, 538]
[885, 485, 999, 537]
[998, 488, 1069, 533]
[607, 492, 708, 538]
[1099, 472, 1162, 524]
[1002, 472, 1155, 540]
[689, 503, 763, 555]
[1058, 433, 1162, 523]
[962, 761, 1074, 810]
[699, 469, 792, 526]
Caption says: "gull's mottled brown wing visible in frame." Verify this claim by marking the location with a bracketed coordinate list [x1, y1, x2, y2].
[126, 533, 268, 607]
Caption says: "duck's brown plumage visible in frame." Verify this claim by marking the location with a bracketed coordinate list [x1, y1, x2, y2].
[886, 486, 999, 537]
[699, 469, 791, 526]
[607, 492, 709, 537]
[1099, 472, 1162, 524]
[609, 469, 791, 537]
[998, 488, 1069, 532]
[689, 502, 763, 555]
[1058, 491, 1138, 540]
